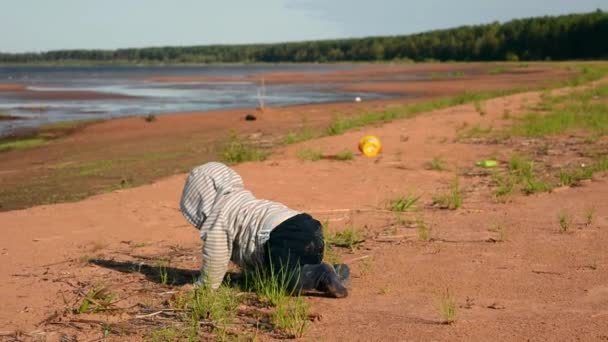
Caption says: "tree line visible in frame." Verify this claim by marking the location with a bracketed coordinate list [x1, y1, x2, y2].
[1, 10, 606, 64]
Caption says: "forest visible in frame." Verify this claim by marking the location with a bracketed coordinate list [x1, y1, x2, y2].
[1, 10, 606, 63]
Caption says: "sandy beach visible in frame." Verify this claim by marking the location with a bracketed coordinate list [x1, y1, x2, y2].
[1, 63, 606, 340]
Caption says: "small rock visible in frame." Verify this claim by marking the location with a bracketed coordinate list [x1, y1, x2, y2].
[245, 114, 257, 121]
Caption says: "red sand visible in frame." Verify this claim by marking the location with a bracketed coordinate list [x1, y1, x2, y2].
[1, 64, 605, 341]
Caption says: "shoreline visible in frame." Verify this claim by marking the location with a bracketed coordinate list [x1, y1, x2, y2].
[0, 62, 580, 212]
[0, 62, 569, 139]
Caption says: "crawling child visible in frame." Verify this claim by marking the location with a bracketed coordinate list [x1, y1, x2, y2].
[180, 162, 349, 298]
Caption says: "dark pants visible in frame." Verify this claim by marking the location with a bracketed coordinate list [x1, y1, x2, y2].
[262, 213, 324, 274]
[262, 213, 349, 297]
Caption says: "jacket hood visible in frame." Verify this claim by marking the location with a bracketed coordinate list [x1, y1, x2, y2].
[180, 162, 244, 230]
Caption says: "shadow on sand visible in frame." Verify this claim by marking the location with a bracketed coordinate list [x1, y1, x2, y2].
[89, 258, 199, 286]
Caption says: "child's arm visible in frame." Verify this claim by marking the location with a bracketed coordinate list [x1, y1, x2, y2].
[199, 216, 232, 289]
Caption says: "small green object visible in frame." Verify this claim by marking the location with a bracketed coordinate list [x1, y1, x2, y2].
[476, 160, 498, 168]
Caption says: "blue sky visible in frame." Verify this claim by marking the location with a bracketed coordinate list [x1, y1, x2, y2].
[1, 0, 606, 53]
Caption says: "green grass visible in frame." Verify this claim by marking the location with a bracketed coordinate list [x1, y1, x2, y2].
[283, 130, 321, 145]
[326, 227, 365, 250]
[155, 259, 170, 285]
[508, 83, 608, 138]
[389, 195, 420, 212]
[559, 211, 573, 233]
[493, 155, 552, 197]
[521, 175, 553, 194]
[497, 154, 606, 198]
[244, 259, 298, 306]
[596, 156, 608, 172]
[559, 168, 588, 187]
[188, 285, 241, 339]
[35, 119, 101, 140]
[334, 149, 354, 161]
[432, 178, 462, 210]
[78, 285, 116, 314]
[437, 288, 457, 324]
[426, 156, 448, 171]
[297, 148, 323, 161]
[562, 64, 608, 87]
[221, 131, 269, 164]
[325, 88, 525, 137]
[170, 269, 311, 339]
[492, 172, 516, 198]
[0, 138, 47, 152]
[271, 296, 309, 338]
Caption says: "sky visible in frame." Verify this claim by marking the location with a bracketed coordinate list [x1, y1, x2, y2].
[1, 0, 606, 53]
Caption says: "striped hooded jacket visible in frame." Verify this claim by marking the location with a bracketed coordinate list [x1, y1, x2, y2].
[180, 162, 299, 289]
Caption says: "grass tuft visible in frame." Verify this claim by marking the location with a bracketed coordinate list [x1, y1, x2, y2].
[326, 227, 365, 251]
[494, 155, 552, 197]
[297, 148, 323, 161]
[437, 288, 457, 324]
[508, 83, 608, 138]
[558, 211, 573, 233]
[271, 296, 309, 338]
[334, 149, 354, 161]
[244, 261, 297, 306]
[389, 195, 420, 212]
[78, 285, 115, 314]
[0, 138, 47, 152]
[283, 130, 321, 145]
[155, 259, 170, 285]
[426, 156, 448, 171]
[188, 285, 240, 339]
[432, 178, 462, 210]
[559, 167, 593, 187]
[221, 131, 269, 164]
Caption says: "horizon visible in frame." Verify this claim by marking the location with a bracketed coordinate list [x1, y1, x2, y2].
[1, 1, 606, 54]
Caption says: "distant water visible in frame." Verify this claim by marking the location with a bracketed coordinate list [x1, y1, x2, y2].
[0, 65, 398, 137]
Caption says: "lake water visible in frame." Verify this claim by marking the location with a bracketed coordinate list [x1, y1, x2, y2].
[0, 65, 398, 137]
